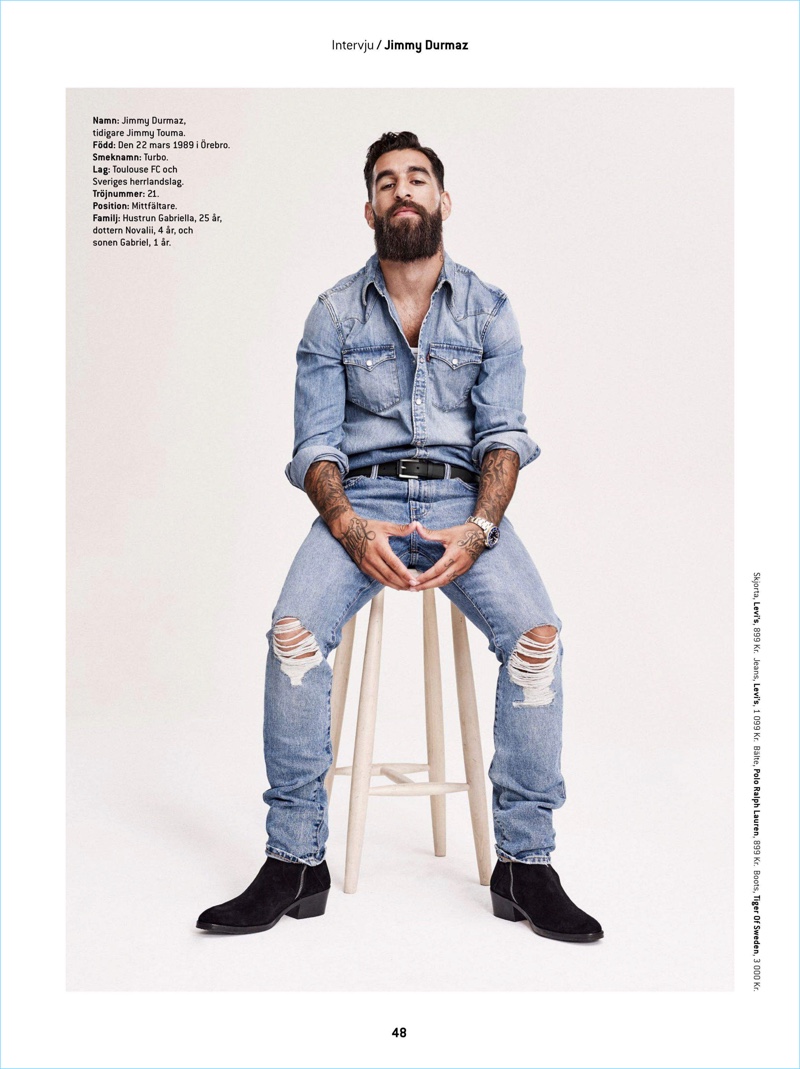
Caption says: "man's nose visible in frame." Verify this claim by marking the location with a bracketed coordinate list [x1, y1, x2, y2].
[394, 181, 414, 200]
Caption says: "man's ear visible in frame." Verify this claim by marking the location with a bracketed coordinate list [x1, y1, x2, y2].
[440, 190, 452, 222]
[364, 201, 376, 230]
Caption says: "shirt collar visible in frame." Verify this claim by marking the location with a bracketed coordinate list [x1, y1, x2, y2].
[360, 250, 456, 307]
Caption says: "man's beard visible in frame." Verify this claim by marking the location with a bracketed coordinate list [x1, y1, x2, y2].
[373, 202, 443, 262]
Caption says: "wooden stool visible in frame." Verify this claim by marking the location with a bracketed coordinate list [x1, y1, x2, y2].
[324, 586, 493, 894]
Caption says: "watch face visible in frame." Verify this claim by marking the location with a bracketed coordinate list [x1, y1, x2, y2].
[487, 526, 500, 548]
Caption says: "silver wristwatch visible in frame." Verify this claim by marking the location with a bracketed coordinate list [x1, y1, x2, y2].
[467, 515, 500, 549]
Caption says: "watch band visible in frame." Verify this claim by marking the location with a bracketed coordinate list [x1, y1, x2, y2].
[467, 515, 500, 549]
[467, 515, 491, 536]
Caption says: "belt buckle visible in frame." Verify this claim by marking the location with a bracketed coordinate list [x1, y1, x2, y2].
[397, 459, 419, 479]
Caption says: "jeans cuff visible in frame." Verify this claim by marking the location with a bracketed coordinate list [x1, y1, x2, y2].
[265, 846, 326, 866]
[495, 847, 551, 865]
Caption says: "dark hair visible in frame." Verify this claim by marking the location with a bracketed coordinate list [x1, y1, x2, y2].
[364, 131, 445, 196]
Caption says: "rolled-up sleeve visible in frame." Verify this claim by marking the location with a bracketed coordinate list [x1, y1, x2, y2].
[285, 297, 350, 491]
[471, 296, 540, 471]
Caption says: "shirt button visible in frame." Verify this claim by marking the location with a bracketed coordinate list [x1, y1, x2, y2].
[452, 358, 459, 365]
[366, 360, 372, 367]
[415, 398, 422, 405]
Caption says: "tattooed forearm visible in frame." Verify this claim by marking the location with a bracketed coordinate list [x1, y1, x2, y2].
[304, 461, 355, 535]
[475, 448, 519, 525]
[337, 516, 375, 566]
[456, 531, 486, 563]
[304, 462, 378, 568]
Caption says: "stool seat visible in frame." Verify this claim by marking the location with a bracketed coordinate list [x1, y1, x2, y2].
[325, 585, 493, 894]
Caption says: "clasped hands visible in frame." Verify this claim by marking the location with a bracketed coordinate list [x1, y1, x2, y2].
[334, 515, 486, 592]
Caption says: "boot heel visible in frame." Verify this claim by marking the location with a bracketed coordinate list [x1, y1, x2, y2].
[491, 891, 525, 922]
[286, 889, 329, 920]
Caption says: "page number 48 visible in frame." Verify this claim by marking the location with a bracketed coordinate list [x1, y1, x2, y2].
[391, 1028, 407, 1038]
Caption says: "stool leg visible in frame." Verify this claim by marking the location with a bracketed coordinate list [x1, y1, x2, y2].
[423, 589, 447, 857]
[344, 590, 385, 894]
[450, 604, 493, 886]
[325, 615, 356, 802]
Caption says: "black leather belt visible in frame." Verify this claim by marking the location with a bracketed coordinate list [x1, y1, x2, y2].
[348, 459, 479, 484]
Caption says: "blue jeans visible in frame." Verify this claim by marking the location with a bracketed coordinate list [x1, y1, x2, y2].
[263, 475, 565, 867]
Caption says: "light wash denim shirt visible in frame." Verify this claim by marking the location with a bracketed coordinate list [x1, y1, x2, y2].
[285, 251, 540, 490]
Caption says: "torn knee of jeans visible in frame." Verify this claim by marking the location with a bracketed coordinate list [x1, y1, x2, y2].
[508, 625, 559, 707]
[273, 618, 323, 686]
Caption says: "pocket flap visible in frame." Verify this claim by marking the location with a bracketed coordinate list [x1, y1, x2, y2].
[342, 345, 396, 371]
[428, 344, 482, 369]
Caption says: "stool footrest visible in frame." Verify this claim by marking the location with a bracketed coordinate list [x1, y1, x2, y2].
[335, 762, 429, 777]
[369, 782, 470, 797]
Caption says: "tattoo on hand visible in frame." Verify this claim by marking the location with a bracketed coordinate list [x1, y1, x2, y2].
[457, 531, 486, 563]
[338, 517, 375, 566]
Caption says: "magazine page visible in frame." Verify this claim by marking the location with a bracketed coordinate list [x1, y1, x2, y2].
[2, 2, 798, 1068]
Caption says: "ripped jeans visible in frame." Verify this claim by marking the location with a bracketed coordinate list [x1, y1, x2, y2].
[263, 475, 565, 867]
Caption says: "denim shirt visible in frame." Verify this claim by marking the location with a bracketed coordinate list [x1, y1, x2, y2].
[285, 251, 540, 490]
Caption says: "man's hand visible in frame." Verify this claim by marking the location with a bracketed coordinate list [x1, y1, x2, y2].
[303, 450, 521, 593]
[408, 449, 521, 591]
[333, 515, 418, 591]
[410, 521, 486, 590]
[304, 461, 418, 591]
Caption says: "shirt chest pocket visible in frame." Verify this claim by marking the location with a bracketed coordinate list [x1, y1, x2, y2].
[342, 346, 401, 414]
[427, 345, 483, 411]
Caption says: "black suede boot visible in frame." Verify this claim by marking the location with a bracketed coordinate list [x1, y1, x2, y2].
[197, 858, 330, 934]
[490, 861, 603, 942]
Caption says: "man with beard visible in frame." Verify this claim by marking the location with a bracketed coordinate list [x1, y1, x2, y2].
[197, 131, 603, 943]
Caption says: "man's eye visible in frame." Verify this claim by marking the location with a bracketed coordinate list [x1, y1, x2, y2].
[381, 182, 394, 190]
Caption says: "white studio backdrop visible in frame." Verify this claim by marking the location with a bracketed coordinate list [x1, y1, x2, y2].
[66, 88, 732, 991]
